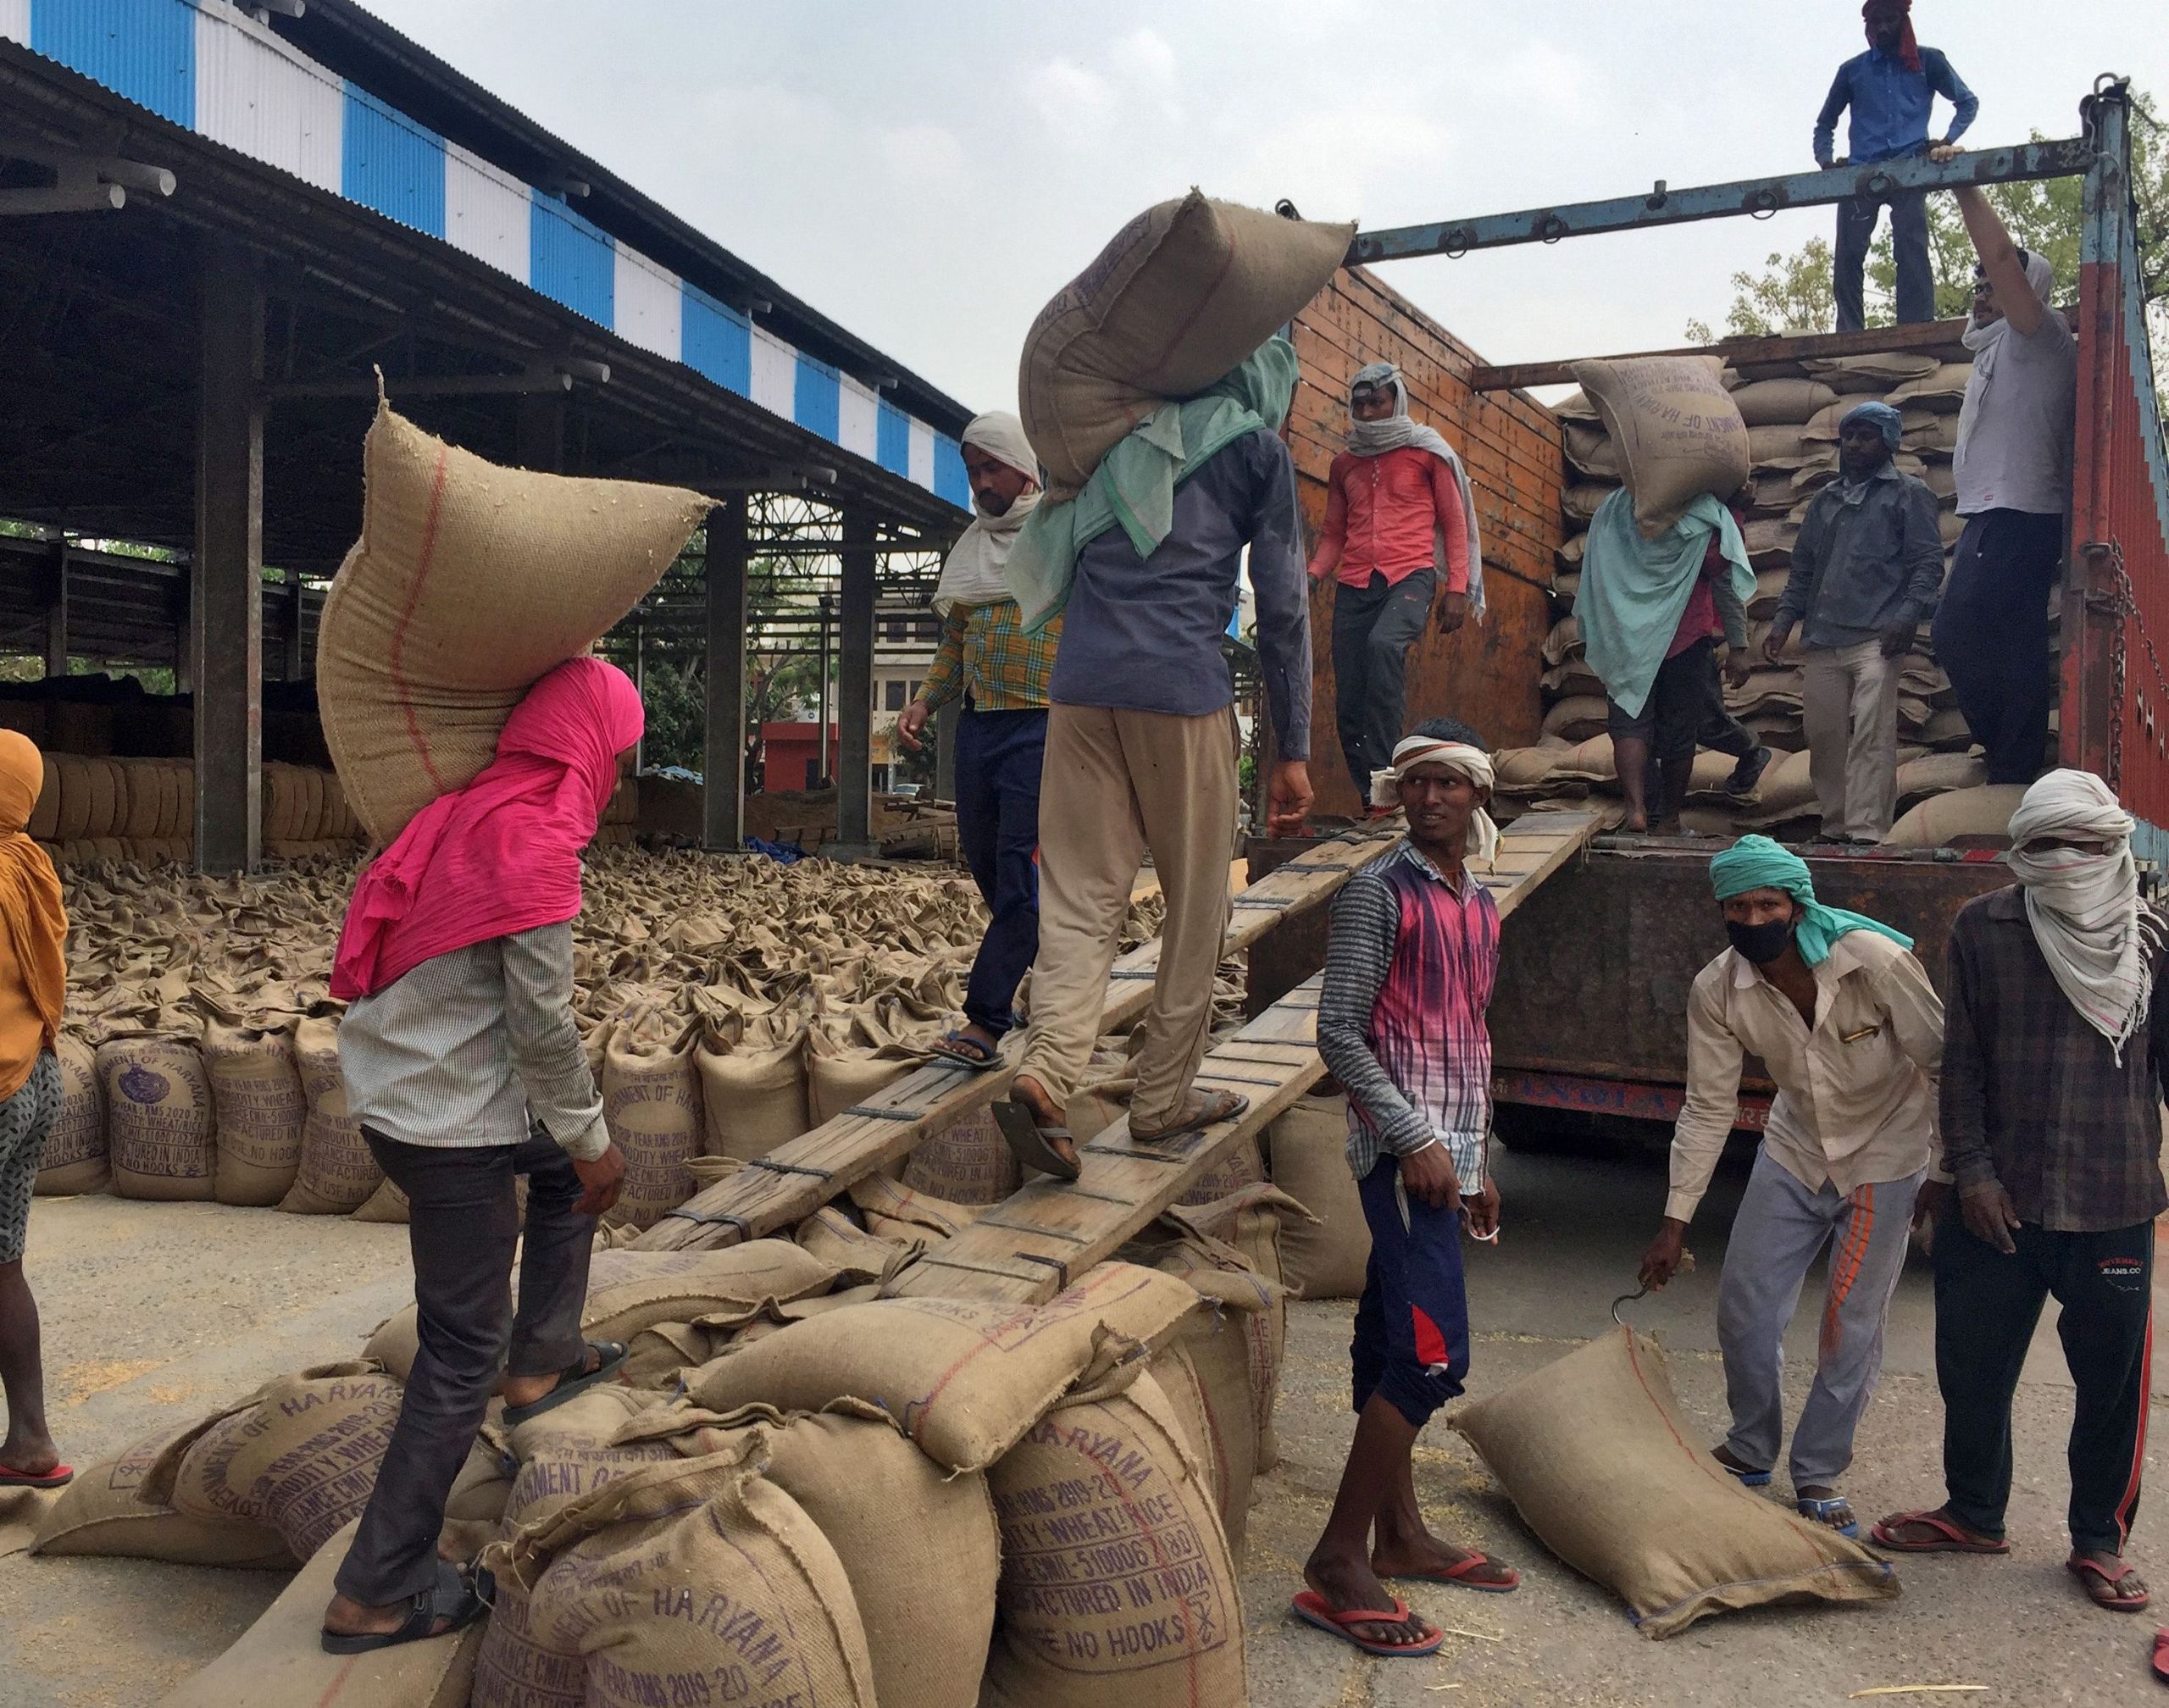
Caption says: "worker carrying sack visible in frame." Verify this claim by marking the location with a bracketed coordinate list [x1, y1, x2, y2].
[317, 401, 709, 846]
[1451, 1328, 1898, 1638]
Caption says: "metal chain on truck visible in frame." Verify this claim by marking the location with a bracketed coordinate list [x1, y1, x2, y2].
[2092, 539, 2169, 793]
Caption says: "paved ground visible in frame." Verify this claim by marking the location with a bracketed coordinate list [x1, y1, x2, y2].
[1, 1134, 2166, 1705]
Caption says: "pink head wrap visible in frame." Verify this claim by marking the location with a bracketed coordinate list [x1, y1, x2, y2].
[330, 656, 643, 1001]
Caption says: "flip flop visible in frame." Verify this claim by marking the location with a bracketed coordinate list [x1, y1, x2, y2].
[500, 1340, 630, 1429]
[2071, 1554, 2153, 1613]
[2151, 1626, 2169, 1683]
[321, 1558, 491, 1655]
[1128, 1089, 1250, 1145]
[1715, 1453, 1772, 1489]
[1289, 1590, 1444, 1658]
[928, 1031, 1000, 1072]
[1868, 1509, 2011, 1554]
[1385, 1551, 1520, 1594]
[992, 1099, 1079, 1182]
[0, 1462, 72, 1489]
[1797, 1495, 1860, 1539]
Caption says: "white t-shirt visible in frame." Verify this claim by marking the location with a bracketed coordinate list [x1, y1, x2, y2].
[1954, 309, 2077, 517]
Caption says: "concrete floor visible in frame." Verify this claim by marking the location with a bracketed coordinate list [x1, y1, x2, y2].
[2, 1136, 2166, 1705]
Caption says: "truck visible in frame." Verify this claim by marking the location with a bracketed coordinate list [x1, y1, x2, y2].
[1250, 78, 2167, 1142]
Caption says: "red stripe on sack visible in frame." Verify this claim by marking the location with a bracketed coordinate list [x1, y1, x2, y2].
[315, 1658, 361, 1706]
[387, 445, 453, 797]
[2116, 1308, 2152, 1548]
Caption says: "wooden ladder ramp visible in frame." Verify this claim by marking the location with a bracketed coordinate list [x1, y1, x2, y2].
[634, 822, 1413, 1253]
[885, 809, 1605, 1305]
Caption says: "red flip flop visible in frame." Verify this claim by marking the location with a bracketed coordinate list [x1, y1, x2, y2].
[1290, 1591, 1444, 1658]
[1390, 1551, 1521, 1594]
[0, 1462, 73, 1489]
[2150, 1627, 2169, 1683]
[2070, 1555, 2152, 1613]
[1868, 1510, 2010, 1554]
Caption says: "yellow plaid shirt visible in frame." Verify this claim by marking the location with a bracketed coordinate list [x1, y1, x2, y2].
[918, 599, 1062, 713]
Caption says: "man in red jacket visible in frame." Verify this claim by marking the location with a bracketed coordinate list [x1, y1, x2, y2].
[1309, 364, 1482, 806]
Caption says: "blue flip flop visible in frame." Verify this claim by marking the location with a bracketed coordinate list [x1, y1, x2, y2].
[1797, 1495, 1860, 1538]
[1716, 1453, 1772, 1488]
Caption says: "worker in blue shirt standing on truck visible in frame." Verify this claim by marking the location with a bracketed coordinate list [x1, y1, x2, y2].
[1814, 0, 1978, 332]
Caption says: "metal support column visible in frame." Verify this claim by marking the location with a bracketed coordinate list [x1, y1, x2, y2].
[703, 496, 749, 852]
[632, 619, 647, 772]
[815, 600, 833, 787]
[515, 392, 565, 472]
[192, 240, 263, 873]
[42, 541, 67, 679]
[282, 567, 306, 680]
[832, 508, 877, 858]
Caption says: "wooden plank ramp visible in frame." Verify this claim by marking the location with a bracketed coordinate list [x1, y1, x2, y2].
[633, 821, 1413, 1253]
[883, 809, 1604, 1305]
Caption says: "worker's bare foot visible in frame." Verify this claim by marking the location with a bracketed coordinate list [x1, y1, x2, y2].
[499, 1343, 607, 1411]
[1011, 1074, 1078, 1173]
[1371, 1528, 1518, 1589]
[0, 1434, 60, 1480]
[1623, 811, 1650, 835]
[1303, 1549, 1439, 1648]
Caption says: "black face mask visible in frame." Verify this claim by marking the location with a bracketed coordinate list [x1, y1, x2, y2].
[1726, 918, 1795, 966]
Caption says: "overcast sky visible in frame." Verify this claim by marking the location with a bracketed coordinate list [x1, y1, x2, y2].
[361, 1, 2165, 413]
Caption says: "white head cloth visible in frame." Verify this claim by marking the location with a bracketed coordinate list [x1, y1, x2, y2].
[1345, 362, 1487, 623]
[1957, 249, 2060, 463]
[932, 412, 1042, 616]
[1371, 735, 1499, 870]
[2005, 768, 2156, 1060]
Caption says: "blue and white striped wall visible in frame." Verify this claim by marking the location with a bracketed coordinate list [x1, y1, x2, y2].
[1, 0, 973, 509]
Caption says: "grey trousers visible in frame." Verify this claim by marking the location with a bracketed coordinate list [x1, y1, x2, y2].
[1717, 1148, 1923, 1489]
[333, 1128, 594, 1606]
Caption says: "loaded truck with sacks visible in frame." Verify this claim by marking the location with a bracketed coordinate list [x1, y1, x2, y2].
[1248, 80, 2169, 1145]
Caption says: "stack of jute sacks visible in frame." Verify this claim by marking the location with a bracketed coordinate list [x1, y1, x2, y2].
[1502, 345, 2029, 841]
[41, 1183, 1302, 1708]
[26, 755, 368, 868]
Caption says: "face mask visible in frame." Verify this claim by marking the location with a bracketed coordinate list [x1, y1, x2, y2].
[1726, 918, 1794, 966]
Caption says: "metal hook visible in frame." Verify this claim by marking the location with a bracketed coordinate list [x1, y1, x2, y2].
[1610, 1285, 1648, 1324]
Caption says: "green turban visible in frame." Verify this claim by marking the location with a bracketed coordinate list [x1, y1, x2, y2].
[1707, 835, 1914, 968]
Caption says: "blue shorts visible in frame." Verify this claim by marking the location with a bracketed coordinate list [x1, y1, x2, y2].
[1351, 1155, 1472, 1428]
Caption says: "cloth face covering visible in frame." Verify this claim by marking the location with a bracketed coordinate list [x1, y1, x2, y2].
[1342, 361, 1487, 622]
[0, 730, 64, 1051]
[331, 657, 645, 1001]
[1707, 834, 1912, 968]
[2005, 768, 2152, 1060]
[933, 411, 1042, 617]
[1370, 735, 1499, 870]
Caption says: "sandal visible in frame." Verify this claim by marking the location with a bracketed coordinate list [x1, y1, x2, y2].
[2071, 1554, 2152, 1613]
[2150, 1626, 2169, 1683]
[500, 1340, 629, 1428]
[1714, 1451, 1772, 1489]
[992, 1098, 1079, 1183]
[321, 1558, 491, 1655]
[1384, 1550, 1520, 1594]
[1289, 1590, 1443, 1658]
[0, 1461, 73, 1489]
[928, 1030, 1000, 1072]
[1869, 1509, 2011, 1554]
[1128, 1089, 1250, 1145]
[1797, 1495, 1860, 1539]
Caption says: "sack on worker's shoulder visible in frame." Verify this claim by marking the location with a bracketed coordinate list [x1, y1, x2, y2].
[1020, 191, 1352, 495]
[1572, 355, 1750, 539]
[317, 402, 708, 846]
[1451, 1327, 1898, 1638]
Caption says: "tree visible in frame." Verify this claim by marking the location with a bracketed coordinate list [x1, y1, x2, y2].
[1686, 90, 2167, 410]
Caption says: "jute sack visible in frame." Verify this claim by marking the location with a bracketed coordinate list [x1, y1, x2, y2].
[846, 1173, 981, 1243]
[794, 1204, 924, 1278]
[33, 1034, 108, 1195]
[1451, 1328, 1897, 1638]
[204, 1023, 307, 1207]
[155, 1367, 405, 1564]
[805, 1026, 917, 1126]
[1883, 783, 2029, 849]
[601, 1019, 704, 1229]
[694, 1023, 811, 1162]
[1727, 378, 1839, 427]
[690, 1261, 1199, 1472]
[983, 1370, 1245, 1708]
[317, 402, 709, 846]
[363, 1239, 843, 1381]
[900, 1101, 1020, 1204]
[281, 1014, 385, 1213]
[31, 1428, 293, 1567]
[1573, 356, 1750, 539]
[99, 1037, 216, 1201]
[351, 1178, 408, 1223]
[471, 1447, 879, 1708]
[1144, 1201, 1295, 1475]
[1266, 1092, 1371, 1300]
[502, 1383, 674, 1529]
[156, 1517, 480, 1708]
[1018, 191, 1354, 495]
[1157, 1262, 1277, 1556]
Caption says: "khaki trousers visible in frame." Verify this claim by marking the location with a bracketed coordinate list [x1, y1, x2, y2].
[1801, 640, 1901, 841]
[1017, 702, 1236, 1131]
